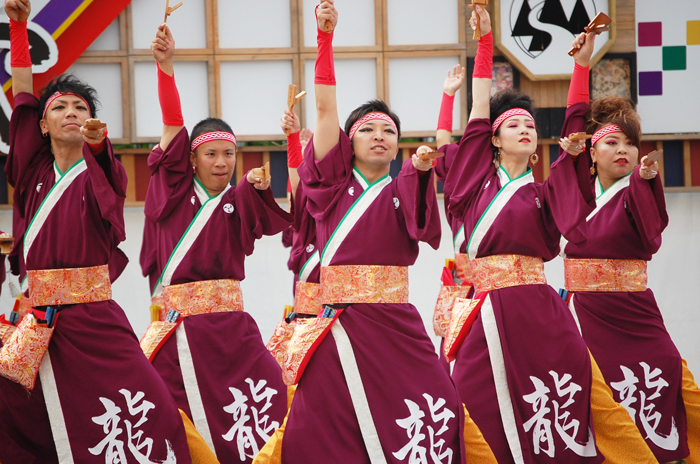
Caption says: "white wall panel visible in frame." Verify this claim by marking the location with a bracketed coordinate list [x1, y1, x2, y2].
[303, 0, 376, 48]
[220, 60, 293, 136]
[131, 0, 206, 49]
[134, 61, 209, 138]
[66, 63, 124, 139]
[218, 1, 292, 49]
[87, 18, 120, 51]
[303, 58, 377, 132]
[388, 56, 461, 133]
[387, 0, 459, 45]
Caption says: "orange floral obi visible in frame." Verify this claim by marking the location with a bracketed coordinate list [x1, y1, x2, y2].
[0, 315, 53, 390]
[294, 281, 322, 315]
[27, 264, 112, 307]
[471, 254, 547, 293]
[162, 279, 244, 317]
[151, 295, 167, 322]
[454, 253, 472, 283]
[321, 265, 409, 304]
[564, 258, 647, 292]
[433, 285, 472, 338]
[140, 321, 179, 362]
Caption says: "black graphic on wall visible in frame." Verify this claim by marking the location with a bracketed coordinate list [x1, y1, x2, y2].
[510, 0, 596, 59]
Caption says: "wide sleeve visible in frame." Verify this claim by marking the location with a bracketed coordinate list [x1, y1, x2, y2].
[144, 127, 193, 222]
[435, 143, 459, 183]
[82, 138, 127, 242]
[395, 159, 441, 249]
[4, 92, 51, 190]
[445, 118, 496, 222]
[542, 104, 596, 243]
[297, 129, 354, 221]
[625, 166, 668, 251]
[234, 179, 294, 256]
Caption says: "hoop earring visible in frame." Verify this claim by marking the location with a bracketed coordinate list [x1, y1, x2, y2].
[42, 132, 48, 138]
[590, 163, 596, 175]
[530, 153, 539, 165]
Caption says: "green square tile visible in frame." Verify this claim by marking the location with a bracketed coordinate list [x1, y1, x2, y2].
[688, 20, 700, 45]
[663, 46, 687, 70]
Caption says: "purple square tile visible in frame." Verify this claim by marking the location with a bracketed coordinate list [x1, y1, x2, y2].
[638, 22, 663, 46]
[639, 71, 663, 96]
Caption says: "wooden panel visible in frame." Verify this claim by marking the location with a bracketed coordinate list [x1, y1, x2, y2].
[609, 0, 636, 54]
[690, 141, 700, 187]
[121, 153, 137, 202]
[242, 152, 264, 175]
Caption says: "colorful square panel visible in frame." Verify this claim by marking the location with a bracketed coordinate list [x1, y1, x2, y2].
[688, 20, 700, 46]
[663, 46, 687, 70]
[639, 71, 663, 96]
[638, 22, 663, 47]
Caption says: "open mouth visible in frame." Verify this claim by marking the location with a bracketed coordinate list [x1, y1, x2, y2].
[519, 138, 531, 143]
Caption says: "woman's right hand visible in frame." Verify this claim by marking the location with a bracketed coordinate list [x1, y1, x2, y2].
[151, 24, 175, 67]
[316, 1, 338, 32]
[5, 0, 31, 22]
[469, 4, 491, 37]
[444, 65, 466, 97]
[571, 31, 596, 67]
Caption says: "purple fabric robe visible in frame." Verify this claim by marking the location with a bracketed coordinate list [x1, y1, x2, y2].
[287, 180, 320, 285]
[143, 127, 292, 463]
[564, 162, 689, 461]
[284, 130, 468, 464]
[445, 102, 602, 464]
[0, 92, 191, 464]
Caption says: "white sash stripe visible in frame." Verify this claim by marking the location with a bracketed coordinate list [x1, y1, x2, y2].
[353, 169, 370, 190]
[24, 160, 87, 264]
[481, 295, 525, 464]
[176, 323, 218, 456]
[468, 168, 534, 260]
[331, 321, 388, 464]
[39, 352, 75, 464]
[453, 224, 465, 254]
[321, 175, 392, 268]
[559, 174, 630, 257]
[568, 295, 583, 335]
[154, 183, 232, 296]
[298, 250, 320, 283]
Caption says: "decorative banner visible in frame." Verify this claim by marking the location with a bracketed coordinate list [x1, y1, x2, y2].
[495, 0, 615, 81]
[636, 1, 700, 134]
[0, 0, 131, 153]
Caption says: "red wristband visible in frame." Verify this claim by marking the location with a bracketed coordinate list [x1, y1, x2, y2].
[87, 132, 108, 155]
[9, 19, 32, 68]
[473, 31, 493, 79]
[157, 63, 184, 127]
[567, 62, 590, 107]
[437, 93, 455, 132]
[287, 131, 303, 169]
[314, 6, 336, 85]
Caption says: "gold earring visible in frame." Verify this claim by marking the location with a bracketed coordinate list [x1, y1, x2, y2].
[590, 163, 596, 175]
[530, 153, 539, 165]
[42, 132, 48, 138]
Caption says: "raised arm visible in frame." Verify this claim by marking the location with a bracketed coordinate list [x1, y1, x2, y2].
[468, 5, 492, 122]
[281, 108, 303, 197]
[436, 65, 466, 149]
[151, 24, 184, 152]
[6, 0, 33, 96]
[312, 1, 340, 160]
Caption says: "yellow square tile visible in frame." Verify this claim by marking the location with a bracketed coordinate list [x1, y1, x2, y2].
[688, 20, 700, 46]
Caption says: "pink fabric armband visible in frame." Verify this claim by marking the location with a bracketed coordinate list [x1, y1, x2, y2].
[437, 93, 455, 132]
[287, 131, 303, 169]
[567, 63, 590, 107]
[314, 6, 336, 85]
[157, 63, 184, 127]
[10, 19, 32, 68]
[473, 31, 493, 79]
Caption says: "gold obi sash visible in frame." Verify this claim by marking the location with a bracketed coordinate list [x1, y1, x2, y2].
[151, 295, 167, 322]
[454, 253, 472, 283]
[471, 254, 547, 293]
[564, 258, 648, 292]
[294, 281, 322, 315]
[162, 279, 243, 317]
[320, 265, 409, 304]
[27, 264, 112, 306]
[433, 285, 472, 338]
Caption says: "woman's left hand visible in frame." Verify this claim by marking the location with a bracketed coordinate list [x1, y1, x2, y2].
[639, 156, 659, 180]
[558, 137, 584, 157]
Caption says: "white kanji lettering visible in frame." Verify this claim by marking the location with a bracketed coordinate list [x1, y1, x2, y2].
[394, 395, 455, 464]
[393, 399, 428, 463]
[610, 365, 640, 421]
[523, 376, 555, 458]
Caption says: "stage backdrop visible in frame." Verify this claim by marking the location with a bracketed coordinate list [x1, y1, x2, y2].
[636, 1, 700, 134]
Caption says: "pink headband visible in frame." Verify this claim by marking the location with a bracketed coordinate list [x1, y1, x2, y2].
[591, 124, 623, 146]
[348, 112, 398, 140]
[191, 131, 237, 151]
[42, 92, 91, 119]
[491, 108, 535, 135]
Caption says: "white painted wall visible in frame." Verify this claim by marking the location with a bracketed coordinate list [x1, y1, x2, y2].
[0, 194, 698, 374]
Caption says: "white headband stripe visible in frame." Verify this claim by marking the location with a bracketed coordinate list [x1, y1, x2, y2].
[348, 112, 398, 140]
[591, 124, 623, 146]
[491, 108, 535, 135]
[191, 131, 237, 151]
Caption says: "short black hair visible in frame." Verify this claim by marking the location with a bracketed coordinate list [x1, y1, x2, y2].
[489, 89, 537, 162]
[190, 118, 235, 146]
[39, 74, 100, 118]
[344, 100, 401, 140]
